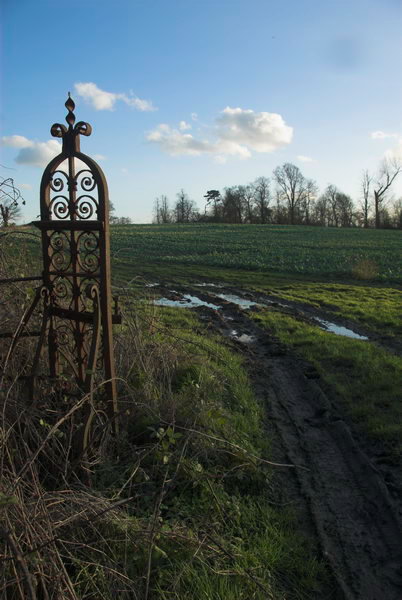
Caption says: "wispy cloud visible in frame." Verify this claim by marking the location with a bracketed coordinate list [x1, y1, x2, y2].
[297, 155, 314, 163]
[385, 138, 402, 162]
[74, 82, 156, 112]
[1, 135, 61, 167]
[2, 135, 34, 149]
[370, 130, 398, 140]
[179, 121, 191, 131]
[146, 124, 216, 156]
[147, 107, 293, 160]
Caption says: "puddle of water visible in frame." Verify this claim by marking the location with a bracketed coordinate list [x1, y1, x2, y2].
[155, 294, 221, 310]
[154, 288, 368, 341]
[194, 282, 224, 288]
[263, 298, 289, 308]
[215, 293, 260, 309]
[315, 318, 368, 340]
[230, 329, 255, 344]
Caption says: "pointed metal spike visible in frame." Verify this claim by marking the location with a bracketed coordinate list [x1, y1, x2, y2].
[65, 94, 76, 127]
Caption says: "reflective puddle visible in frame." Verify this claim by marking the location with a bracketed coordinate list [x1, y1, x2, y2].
[314, 318, 368, 340]
[194, 282, 224, 288]
[215, 293, 260, 309]
[153, 288, 369, 341]
[230, 329, 255, 344]
[154, 294, 221, 310]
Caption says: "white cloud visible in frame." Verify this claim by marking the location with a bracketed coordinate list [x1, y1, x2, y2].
[2, 133, 108, 169]
[297, 155, 314, 163]
[216, 107, 293, 152]
[19, 183, 32, 190]
[1, 136, 62, 168]
[1, 135, 34, 149]
[179, 121, 191, 131]
[147, 125, 216, 156]
[147, 106, 292, 160]
[385, 138, 402, 162]
[370, 130, 398, 140]
[216, 140, 251, 159]
[191, 113, 198, 121]
[74, 82, 156, 112]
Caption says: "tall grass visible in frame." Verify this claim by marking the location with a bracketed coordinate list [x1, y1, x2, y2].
[0, 235, 329, 598]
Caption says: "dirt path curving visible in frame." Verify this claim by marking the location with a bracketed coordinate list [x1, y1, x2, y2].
[191, 296, 402, 600]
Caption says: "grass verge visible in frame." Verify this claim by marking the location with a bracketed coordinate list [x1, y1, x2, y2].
[113, 259, 402, 339]
[252, 309, 402, 461]
[1, 296, 330, 599]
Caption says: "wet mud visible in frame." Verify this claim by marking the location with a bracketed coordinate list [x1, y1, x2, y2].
[149, 282, 402, 599]
[151, 282, 402, 356]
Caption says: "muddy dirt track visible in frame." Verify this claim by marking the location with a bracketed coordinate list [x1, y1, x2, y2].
[151, 283, 402, 600]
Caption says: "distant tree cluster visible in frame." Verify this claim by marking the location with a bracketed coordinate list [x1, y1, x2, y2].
[109, 201, 132, 225]
[153, 190, 199, 224]
[153, 158, 402, 229]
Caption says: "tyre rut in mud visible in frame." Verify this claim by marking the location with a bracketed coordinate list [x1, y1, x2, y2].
[195, 299, 402, 600]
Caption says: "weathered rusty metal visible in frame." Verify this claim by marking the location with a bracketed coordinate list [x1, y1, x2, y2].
[30, 94, 119, 428]
[0, 95, 120, 449]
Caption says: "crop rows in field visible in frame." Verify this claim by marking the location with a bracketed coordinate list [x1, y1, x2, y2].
[111, 223, 402, 282]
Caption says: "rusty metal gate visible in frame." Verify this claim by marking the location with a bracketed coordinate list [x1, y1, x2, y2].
[1, 95, 120, 453]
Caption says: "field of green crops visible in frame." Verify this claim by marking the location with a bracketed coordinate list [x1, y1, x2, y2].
[110, 223, 402, 283]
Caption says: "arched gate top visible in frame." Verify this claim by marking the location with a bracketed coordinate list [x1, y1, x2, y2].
[39, 94, 110, 224]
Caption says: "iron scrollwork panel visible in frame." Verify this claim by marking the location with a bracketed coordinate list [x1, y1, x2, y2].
[33, 94, 118, 438]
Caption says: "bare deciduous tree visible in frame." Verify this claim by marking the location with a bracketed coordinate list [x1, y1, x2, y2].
[0, 177, 24, 227]
[153, 195, 171, 224]
[222, 187, 244, 223]
[252, 177, 271, 224]
[273, 163, 307, 225]
[301, 179, 318, 225]
[373, 158, 402, 229]
[240, 184, 255, 224]
[361, 170, 372, 229]
[319, 185, 354, 227]
[174, 189, 197, 223]
[324, 184, 340, 227]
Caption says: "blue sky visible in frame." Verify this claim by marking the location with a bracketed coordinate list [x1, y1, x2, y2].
[1, 0, 401, 222]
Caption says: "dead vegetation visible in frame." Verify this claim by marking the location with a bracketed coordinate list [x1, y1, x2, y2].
[0, 234, 328, 599]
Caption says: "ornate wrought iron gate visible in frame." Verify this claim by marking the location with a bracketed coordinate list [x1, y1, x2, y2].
[2, 95, 120, 449]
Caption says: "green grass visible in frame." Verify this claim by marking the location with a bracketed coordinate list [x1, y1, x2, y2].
[94, 305, 330, 599]
[110, 223, 402, 338]
[254, 280, 402, 338]
[252, 309, 402, 460]
[4, 223, 399, 597]
[111, 223, 402, 283]
[9, 224, 401, 338]
[114, 259, 402, 339]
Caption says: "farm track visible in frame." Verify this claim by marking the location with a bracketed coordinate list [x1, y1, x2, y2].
[148, 284, 402, 600]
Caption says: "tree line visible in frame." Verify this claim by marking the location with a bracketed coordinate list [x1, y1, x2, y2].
[153, 159, 402, 229]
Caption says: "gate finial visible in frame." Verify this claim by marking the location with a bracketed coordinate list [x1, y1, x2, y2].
[65, 93, 76, 128]
[50, 94, 92, 153]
